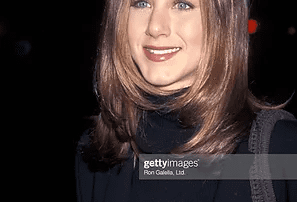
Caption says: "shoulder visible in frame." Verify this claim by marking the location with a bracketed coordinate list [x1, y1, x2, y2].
[257, 109, 297, 154]
[272, 119, 297, 136]
[248, 109, 297, 154]
[75, 129, 111, 202]
[75, 127, 113, 173]
[76, 115, 100, 155]
[270, 118, 297, 154]
[76, 128, 92, 155]
[75, 129, 94, 174]
[75, 129, 95, 200]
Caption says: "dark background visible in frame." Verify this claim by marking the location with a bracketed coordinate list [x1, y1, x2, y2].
[0, 0, 296, 201]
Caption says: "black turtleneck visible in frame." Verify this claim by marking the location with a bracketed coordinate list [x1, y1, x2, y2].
[135, 87, 200, 154]
[129, 88, 207, 201]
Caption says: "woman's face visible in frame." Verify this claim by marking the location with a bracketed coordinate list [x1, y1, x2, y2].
[128, 0, 203, 91]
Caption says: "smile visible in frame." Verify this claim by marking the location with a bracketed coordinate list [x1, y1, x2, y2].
[145, 47, 181, 54]
[143, 46, 181, 62]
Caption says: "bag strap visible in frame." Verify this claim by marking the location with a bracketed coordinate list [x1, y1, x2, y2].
[248, 109, 296, 202]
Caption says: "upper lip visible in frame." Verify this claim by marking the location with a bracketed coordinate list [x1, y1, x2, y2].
[144, 45, 181, 50]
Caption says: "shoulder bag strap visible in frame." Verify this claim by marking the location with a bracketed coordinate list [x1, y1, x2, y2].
[248, 109, 296, 202]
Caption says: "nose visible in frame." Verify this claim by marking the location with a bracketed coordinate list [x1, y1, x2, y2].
[146, 9, 171, 39]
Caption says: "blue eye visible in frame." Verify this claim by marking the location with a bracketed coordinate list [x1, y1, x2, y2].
[132, 1, 151, 8]
[173, 1, 194, 10]
[177, 2, 190, 10]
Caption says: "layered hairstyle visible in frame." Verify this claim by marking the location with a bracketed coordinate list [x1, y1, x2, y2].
[84, 0, 289, 171]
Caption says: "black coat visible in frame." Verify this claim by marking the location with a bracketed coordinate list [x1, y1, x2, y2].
[75, 118, 297, 202]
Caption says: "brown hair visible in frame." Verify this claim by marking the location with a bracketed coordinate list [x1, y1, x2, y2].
[86, 0, 289, 170]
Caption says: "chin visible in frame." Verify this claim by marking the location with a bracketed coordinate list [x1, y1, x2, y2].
[142, 73, 175, 86]
[144, 76, 189, 91]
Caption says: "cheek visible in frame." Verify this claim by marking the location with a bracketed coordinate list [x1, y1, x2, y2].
[127, 15, 136, 46]
[128, 13, 145, 59]
[178, 17, 203, 49]
[128, 12, 148, 44]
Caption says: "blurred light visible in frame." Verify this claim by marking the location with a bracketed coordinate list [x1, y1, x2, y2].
[248, 19, 258, 34]
[15, 40, 32, 57]
[288, 26, 296, 35]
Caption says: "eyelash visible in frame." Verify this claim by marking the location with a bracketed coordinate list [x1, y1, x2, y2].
[131, 0, 194, 10]
[131, 1, 151, 9]
[173, 0, 194, 10]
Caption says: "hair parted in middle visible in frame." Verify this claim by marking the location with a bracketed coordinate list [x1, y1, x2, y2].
[88, 0, 288, 170]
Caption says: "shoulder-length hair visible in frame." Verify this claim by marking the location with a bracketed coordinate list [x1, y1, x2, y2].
[86, 0, 289, 170]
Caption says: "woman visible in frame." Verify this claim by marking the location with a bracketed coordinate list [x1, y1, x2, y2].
[75, 0, 297, 201]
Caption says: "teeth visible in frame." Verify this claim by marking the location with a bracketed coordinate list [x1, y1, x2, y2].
[146, 47, 180, 54]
